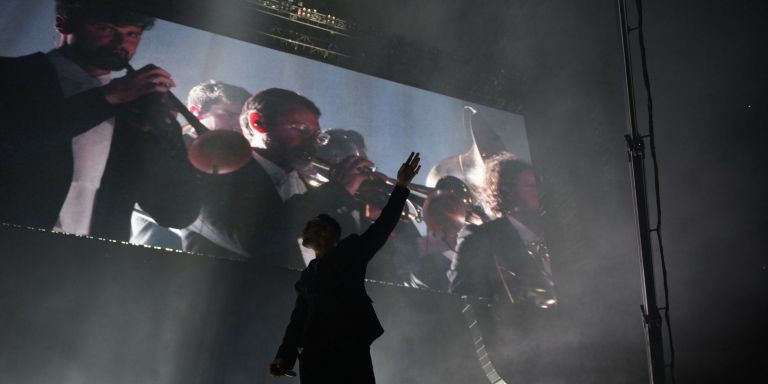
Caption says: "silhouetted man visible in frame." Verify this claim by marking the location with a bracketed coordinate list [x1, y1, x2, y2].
[269, 152, 421, 383]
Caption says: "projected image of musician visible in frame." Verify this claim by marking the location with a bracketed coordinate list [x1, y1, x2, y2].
[0, 0, 199, 239]
[130, 80, 251, 249]
[313, 129, 368, 166]
[450, 152, 557, 308]
[408, 189, 466, 291]
[269, 152, 421, 384]
[307, 129, 422, 281]
[182, 89, 378, 268]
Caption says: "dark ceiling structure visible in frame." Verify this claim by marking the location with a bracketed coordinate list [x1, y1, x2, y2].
[108, 0, 533, 113]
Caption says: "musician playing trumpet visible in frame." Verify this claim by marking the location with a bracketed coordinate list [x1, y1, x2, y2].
[0, 0, 198, 239]
[181, 88, 385, 268]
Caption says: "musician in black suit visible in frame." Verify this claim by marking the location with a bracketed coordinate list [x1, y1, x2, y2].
[269, 152, 421, 383]
[449, 152, 556, 308]
[0, 0, 198, 240]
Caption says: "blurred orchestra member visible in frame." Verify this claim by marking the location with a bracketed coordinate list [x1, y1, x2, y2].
[182, 80, 251, 140]
[181, 88, 373, 268]
[130, 80, 250, 248]
[408, 190, 467, 291]
[314, 129, 368, 165]
[269, 152, 420, 384]
[450, 152, 557, 308]
[0, 0, 198, 240]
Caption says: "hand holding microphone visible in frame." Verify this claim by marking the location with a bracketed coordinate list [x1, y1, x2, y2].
[268, 358, 297, 378]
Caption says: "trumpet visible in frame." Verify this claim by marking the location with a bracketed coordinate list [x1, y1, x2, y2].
[307, 157, 434, 200]
[303, 156, 433, 222]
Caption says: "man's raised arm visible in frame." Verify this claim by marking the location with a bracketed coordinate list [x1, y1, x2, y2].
[359, 152, 421, 258]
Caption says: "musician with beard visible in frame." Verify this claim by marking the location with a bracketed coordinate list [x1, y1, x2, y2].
[182, 88, 374, 268]
[0, 0, 198, 240]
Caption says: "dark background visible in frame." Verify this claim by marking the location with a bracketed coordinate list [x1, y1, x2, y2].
[520, 1, 768, 382]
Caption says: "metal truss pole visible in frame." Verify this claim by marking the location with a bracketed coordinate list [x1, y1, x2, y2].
[616, 0, 667, 382]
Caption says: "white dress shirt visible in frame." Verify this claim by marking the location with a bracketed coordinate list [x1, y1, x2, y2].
[251, 151, 307, 201]
[47, 50, 114, 236]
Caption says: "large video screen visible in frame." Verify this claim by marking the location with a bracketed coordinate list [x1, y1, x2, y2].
[0, 1, 560, 383]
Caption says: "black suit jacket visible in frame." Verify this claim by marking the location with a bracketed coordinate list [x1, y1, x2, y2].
[182, 158, 291, 263]
[450, 217, 556, 305]
[0, 53, 199, 239]
[275, 184, 410, 368]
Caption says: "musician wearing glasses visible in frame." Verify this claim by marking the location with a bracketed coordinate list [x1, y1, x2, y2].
[269, 152, 421, 383]
[182, 88, 377, 268]
[0, 0, 198, 240]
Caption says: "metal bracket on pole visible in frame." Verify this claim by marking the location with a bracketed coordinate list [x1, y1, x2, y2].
[625, 134, 645, 157]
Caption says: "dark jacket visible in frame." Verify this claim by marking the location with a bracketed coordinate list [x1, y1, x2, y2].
[181, 159, 284, 257]
[450, 217, 556, 306]
[276, 184, 410, 369]
[0, 53, 199, 239]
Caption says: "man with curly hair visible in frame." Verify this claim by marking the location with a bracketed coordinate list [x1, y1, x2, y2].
[449, 152, 557, 308]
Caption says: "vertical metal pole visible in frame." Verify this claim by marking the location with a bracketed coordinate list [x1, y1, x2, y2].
[616, 0, 667, 383]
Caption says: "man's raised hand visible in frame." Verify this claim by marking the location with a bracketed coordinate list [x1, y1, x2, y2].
[268, 358, 296, 378]
[396, 152, 421, 188]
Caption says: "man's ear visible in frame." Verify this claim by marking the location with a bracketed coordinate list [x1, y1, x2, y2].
[248, 111, 266, 133]
[55, 15, 72, 35]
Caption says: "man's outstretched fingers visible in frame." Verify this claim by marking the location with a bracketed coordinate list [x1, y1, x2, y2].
[405, 151, 415, 165]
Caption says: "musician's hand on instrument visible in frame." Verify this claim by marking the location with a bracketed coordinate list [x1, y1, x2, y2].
[371, 170, 389, 183]
[157, 93, 180, 120]
[331, 155, 375, 196]
[397, 152, 421, 188]
[103, 64, 176, 105]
